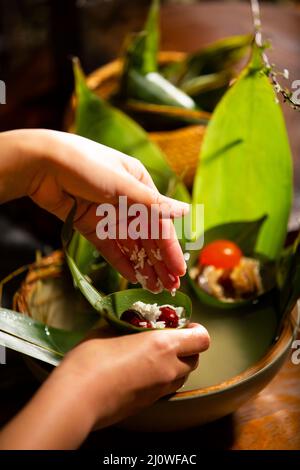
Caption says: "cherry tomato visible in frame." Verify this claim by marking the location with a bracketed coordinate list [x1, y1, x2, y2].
[158, 306, 179, 328]
[121, 310, 152, 328]
[199, 240, 242, 270]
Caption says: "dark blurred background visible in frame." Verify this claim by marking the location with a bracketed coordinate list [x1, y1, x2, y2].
[0, 0, 299, 293]
[1, 0, 299, 132]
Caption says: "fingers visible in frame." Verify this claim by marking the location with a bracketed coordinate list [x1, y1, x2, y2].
[72, 197, 185, 292]
[116, 172, 189, 219]
[155, 219, 187, 277]
[84, 231, 137, 284]
[117, 238, 160, 292]
[176, 354, 199, 378]
[172, 323, 211, 357]
[141, 237, 180, 291]
[164, 377, 186, 396]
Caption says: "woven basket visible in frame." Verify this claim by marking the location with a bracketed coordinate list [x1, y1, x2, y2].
[68, 52, 208, 188]
[13, 251, 65, 319]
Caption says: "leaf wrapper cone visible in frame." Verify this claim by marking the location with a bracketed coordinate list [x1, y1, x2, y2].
[120, 0, 197, 110]
[187, 217, 277, 309]
[161, 34, 252, 111]
[62, 203, 192, 333]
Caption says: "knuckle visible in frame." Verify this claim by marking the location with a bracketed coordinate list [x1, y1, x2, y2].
[150, 333, 176, 355]
[135, 159, 146, 172]
[151, 190, 162, 206]
[158, 366, 178, 385]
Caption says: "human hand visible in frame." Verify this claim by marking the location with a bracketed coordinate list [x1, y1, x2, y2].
[57, 323, 210, 432]
[0, 129, 189, 292]
[0, 324, 210, 449]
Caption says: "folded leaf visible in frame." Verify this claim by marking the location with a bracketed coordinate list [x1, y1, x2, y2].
[186, 217, 276, 309]
[129, 0, 159, 75]
[180, 72, 231, 96]
[120, 0, 197, 110]
[68, 231, 97, 274]
[0, 307, 87, 365]
[201, 216, 268, 255]
[124, 69, 197, 109]
[193, 46, 293, 260]
[174, 34, 253, 85]
[161, 34, 252, 111]
[62, 203, 192, 333]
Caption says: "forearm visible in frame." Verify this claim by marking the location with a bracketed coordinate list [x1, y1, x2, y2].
[0, 367, 95, 450]
[0, 129, 54, 204]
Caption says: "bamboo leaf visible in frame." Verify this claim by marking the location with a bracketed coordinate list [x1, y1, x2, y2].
[0, 330, 60, 366]
[124, 69, 197, 110]
[0, 307, 87, 365]
[68, 231, 121, 294]
[176, 34, 253, 84]
[201, 216, 268, 255]
[120, 0, 197, 110]
[180, 72, 231, 96]
[73, 59, 190, 204]
[193, 46, 293, 260]
[161, 34, 252, 111]
[129, 0, 159, 75]
[68, 231, 97, 274]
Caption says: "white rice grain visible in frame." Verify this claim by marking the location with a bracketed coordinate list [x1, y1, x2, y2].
[151, 248, 162, 261]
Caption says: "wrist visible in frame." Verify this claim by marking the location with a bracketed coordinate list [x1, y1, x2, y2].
[25, 364, 97, 449]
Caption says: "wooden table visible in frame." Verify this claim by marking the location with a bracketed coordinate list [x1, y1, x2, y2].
[0, 1, 299, 451]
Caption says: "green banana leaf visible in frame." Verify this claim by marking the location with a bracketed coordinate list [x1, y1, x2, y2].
[192, 46, 293, 260]
[62, 203, 192, 333]
[74, 59, 190, 204]
[186, 217, 276, 309]
[0, 307, 88, 366]
[120, 0, 197, 110]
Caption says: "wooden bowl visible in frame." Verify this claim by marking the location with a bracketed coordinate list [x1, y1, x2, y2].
[119, 297, 298, 431]
[15, 254, 299, 431]
[67, 52, 208, 188]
